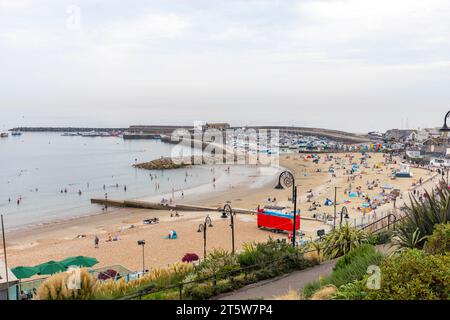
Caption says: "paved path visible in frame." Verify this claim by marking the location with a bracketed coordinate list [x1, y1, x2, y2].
[214, 259, 337, 300]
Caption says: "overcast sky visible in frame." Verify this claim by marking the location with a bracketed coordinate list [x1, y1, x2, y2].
[1, 0, 450, 133]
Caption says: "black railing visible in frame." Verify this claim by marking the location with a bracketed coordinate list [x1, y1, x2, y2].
[360, 213, 398, 233]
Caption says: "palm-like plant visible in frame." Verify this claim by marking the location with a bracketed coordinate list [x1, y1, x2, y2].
[323, 223, 368, 259]
[393, 228, 427, 250]
[396, 180, 450, 249]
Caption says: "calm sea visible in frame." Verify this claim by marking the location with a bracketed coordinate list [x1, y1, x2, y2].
[0, 132, 214, 230]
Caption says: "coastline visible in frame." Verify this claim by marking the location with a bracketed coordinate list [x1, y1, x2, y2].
[2, 152, 438, 273]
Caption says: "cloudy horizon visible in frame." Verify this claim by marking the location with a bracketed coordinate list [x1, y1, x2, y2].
[1, 0, 450, 133]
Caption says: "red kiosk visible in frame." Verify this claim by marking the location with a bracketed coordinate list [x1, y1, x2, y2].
[257, 205, 300, 233]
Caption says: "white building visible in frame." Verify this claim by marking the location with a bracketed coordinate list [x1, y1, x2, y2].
[0, 261, 19, 300]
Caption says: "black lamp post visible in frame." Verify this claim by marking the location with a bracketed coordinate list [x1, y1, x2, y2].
[340, 206, 349, 227]
[439, 111, 450, 185]
[439, 110, 450, 135]
[333, 187, 340, 230]
[137, 240, 146, 274]
[274, 170, 297, 247]
[221, 204, 236, 255]
[197, 215, 213, 259]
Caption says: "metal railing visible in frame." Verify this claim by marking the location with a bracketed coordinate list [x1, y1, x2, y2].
[360, 213, 398, 233]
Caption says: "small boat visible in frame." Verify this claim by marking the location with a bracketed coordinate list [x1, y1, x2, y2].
[11, 131, 22, 136]
[0, 132, 9, 138]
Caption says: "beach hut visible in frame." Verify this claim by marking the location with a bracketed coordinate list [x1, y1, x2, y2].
[0, 261, 19, 300]
[395, 164, 413, 178]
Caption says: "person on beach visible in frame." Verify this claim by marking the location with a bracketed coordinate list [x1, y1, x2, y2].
[94, 235, 99, 248]
[124, 185, 127, 192]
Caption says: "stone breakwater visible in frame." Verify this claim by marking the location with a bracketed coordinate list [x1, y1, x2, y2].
[133, 155, 229, 170]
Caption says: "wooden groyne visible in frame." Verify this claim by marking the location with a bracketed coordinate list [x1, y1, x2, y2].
[90, 198, 257, 214]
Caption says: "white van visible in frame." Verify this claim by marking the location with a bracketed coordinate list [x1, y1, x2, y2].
[430, 158, 450, 167]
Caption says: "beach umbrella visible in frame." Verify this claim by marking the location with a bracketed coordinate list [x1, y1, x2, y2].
[36, 261, 66, 275]
[11, 266, 39, 279]
[60, 256, 99, 268]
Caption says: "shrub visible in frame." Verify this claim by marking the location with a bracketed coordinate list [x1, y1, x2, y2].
[183, 282, 215, 300]
[367, 230, 393, 245]
[237, 238, 313, 272]
[35, 269, 97, 300]
[332, 279, 368, 300]
[323, 223, 368, 258]
[367, 249, 450, 300]
[423, 223, 450, 255]
[214, 279, 234, 295]
[195, 249, 240, 280]
[302, 244, 383, 299]
[396, 181, 450, 250]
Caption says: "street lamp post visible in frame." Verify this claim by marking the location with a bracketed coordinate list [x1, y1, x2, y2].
[221, 204, 236, 255]
[197, 215, 213, 259]
[333, 187, 339, 230]
[439, 110, 450, 185]
[275, 170, 297, 247]
[340, 206, 349, 227]
[137, 240, 146, 274]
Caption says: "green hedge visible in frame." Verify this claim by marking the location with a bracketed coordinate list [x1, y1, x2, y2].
[303, 244, 383, 298]
[367, 249, 450, 300]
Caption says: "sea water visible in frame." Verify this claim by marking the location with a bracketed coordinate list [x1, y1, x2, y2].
[0, 133, 217, 229]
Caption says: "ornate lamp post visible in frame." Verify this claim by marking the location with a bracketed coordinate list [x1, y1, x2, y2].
[340, 206, 349, 227]
[439, 111, 450, 185]
[439, 110, 450, 136]
[274, 170, 298, 247]
[221, 204, 236, 254]
[197, 215, 213, 259]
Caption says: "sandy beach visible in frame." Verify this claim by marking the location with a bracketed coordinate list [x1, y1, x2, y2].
[1, 152, 439, 279]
